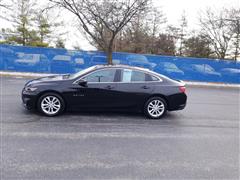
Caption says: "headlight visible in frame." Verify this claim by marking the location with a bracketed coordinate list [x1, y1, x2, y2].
[25, 87, 38, 92]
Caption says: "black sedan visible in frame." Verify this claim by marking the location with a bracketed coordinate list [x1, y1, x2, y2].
[22, 65, 187, 119]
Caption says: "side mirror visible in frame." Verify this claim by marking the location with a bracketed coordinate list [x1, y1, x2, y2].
[78, 79, 87, 87]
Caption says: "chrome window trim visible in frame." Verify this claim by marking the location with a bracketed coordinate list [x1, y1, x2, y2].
[73, 67, 163, 84]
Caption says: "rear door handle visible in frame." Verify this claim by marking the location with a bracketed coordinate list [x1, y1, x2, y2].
[142, 85, 150, 89]
[105, 85, 114, 90]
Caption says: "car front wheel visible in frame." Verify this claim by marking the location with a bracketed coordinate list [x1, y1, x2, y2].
[144, 97, 167, 119]
[37, 93, 65, 116]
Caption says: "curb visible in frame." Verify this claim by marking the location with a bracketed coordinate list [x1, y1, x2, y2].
[184, 81, 240, 88]
[0, 71, 56, 78]
[0, 71, 239, 88]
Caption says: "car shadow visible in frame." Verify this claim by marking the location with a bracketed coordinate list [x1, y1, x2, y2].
[20, 108, 182, 126]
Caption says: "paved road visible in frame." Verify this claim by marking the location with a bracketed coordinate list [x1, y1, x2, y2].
[0, 76, 239, 179]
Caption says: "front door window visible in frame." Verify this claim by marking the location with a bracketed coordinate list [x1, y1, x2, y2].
[84, 69, 117, 82]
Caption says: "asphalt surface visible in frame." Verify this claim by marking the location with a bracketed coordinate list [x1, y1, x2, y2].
[0, 76, 239, 180]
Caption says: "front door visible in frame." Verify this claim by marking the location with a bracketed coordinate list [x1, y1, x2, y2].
[67, 68, 121, 110]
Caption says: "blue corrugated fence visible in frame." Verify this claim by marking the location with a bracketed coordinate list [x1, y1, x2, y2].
[0, 44, 239, 84]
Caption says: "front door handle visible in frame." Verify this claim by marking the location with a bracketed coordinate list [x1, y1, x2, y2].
[142, 85, 150, 89]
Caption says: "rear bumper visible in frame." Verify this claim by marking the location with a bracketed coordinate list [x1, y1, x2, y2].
[167, 93, 187, 111]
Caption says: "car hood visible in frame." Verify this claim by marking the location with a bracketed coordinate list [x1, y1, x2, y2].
[25, 74, 69, 86]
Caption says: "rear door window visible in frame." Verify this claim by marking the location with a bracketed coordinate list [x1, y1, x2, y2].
[121, 69, 159, 82]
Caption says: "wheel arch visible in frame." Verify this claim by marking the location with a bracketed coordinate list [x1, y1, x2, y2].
[36, 90, 66, 108]
[145, 94, 169, 109]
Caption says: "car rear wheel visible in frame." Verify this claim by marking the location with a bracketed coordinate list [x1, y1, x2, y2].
[37, 93, 65, 116]
[144, 97, 167, 119]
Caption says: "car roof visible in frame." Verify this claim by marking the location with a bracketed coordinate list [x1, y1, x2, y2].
[91, 64, 166, 79]
[92, 64, 152, 72]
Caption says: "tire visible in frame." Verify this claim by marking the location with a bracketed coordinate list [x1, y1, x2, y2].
[144, 97, 167, 119]
[37, 93, 65, 117]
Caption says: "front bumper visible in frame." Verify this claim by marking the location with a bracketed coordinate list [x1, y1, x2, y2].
[21, 90, 38, 110]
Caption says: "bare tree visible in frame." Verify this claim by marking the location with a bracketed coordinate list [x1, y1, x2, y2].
[178, 11, 188, 56]
[147, 7, 167, 54]
[226, 8, 240, 60]
[114, 11, 150, 53]
[49, 0, 150, 64]
[183, 31, 212, 58]
[106, 7, 166, 54]
[55, 37, 65, 48]
[154, 33, 176, 55]
[0, 0, 9, 8]
[199, 8, 236, 59]
[233, 20, 240, 61]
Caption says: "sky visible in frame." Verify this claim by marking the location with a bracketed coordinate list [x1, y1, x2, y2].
[0, 0, 239, 50]
[153, 0, 239, 28]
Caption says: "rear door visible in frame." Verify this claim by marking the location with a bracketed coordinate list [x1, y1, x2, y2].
[116, 69, 159, 110]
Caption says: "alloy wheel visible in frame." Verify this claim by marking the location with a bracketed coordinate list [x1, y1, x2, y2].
[41, 96, 61, 115]
[147, 99, 165, 118]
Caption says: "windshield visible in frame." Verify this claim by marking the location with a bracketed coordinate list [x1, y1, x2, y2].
[69, 66, 96, 79]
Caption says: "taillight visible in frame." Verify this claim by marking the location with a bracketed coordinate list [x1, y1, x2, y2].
[179, 86, 186, 93]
